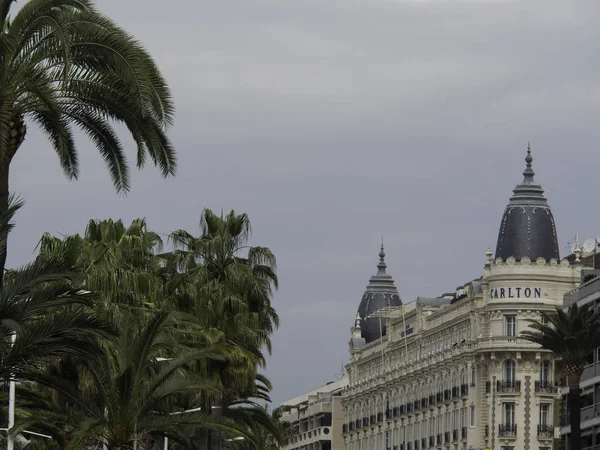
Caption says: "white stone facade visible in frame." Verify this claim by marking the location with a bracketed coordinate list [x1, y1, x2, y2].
[342, 256, 581, 450]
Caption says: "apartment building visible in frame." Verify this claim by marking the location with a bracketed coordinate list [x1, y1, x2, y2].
[281, 376, 349, 450]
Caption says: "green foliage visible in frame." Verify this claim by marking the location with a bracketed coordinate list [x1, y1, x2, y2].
[0, 0, 176, 191]
[521, 303, 600, 374]
[7, 210, 281, 450]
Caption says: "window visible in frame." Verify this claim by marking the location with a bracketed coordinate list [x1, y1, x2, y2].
[505, 315, 517, 336]
[469, 405, 475, 427]
[539, 404, 550, 426]
[470, 365, 476, 386]
[503, 403, 515, 426]
[385, 431, 389, 449]
[540, 361, 551, 382]
[500, 447, 514, 450]
[540, 313, 549, 325]
[503, 359, 516, 382]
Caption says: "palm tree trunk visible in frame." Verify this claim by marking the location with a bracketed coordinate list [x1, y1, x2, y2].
[0, 161, 10, 288]
[568, 379, 582, 450]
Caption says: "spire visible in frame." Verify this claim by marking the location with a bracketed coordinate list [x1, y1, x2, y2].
[377, 239, 387, 275]
[522, 142, 535, 185]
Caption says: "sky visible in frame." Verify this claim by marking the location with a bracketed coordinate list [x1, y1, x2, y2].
[8, 0, 600, 407]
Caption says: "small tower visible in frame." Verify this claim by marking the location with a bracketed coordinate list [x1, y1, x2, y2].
[355, 243, 403, 343]
[495, 144, 559, 261]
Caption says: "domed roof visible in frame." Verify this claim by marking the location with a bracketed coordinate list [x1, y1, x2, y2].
[495, 145, 559, 262]
[356, 245, 403, 343]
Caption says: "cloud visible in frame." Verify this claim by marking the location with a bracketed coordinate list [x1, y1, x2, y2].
[7, 0, 600, 407]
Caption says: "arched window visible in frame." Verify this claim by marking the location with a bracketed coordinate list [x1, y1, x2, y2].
[503, 359, 516, 382]
[470, 365, 476, 386]
[540, 360, 551, 382]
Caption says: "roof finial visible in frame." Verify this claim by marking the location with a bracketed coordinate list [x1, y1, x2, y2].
[522, 142, 535, 184]
[377, 239, 387, 275]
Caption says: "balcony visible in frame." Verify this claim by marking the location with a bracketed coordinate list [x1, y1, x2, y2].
[461, 427, 467, 439]
[534, 380, 554, 393]
[444, 431, 450, 444]
[537, 424, 554, 437]
[497, 380, 521, 393]
[460, 384, 469, 396]
[564, 275, 600, 307]
[581, 361, 600, 384]
[499, 424, 517, 437]
[452, 429, 458, 442]
[561, 403, 600, 427]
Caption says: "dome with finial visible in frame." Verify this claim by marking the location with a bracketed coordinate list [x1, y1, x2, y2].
[495, 144, 559, 262]
[356, 242, 403, 343]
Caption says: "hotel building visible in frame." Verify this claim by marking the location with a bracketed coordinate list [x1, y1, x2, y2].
[342, 147, 582, 450]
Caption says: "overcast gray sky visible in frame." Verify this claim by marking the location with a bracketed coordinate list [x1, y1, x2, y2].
[8, 0, 600, 406]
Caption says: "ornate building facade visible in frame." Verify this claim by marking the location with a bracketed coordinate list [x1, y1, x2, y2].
[342, 147, 581, 450]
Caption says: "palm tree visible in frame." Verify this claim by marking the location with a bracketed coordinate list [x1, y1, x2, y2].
[22, 312, 245, 450]
[522, 303, 600, 450]
[0, 0, 176, 278]
[0, 196, 113, 382]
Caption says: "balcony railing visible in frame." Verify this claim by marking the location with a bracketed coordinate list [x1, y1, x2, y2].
[499, 424, 517, 437]
[564, 275, 600, 307]
[461, 427, 467, 439]
[581, 361, 600, 383]
[537, 424, 553, 437]
[497, 380, 521, 393]
[534, 380, 554, 393]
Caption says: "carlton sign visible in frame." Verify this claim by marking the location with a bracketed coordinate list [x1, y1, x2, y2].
[489, 287, 541, 299]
